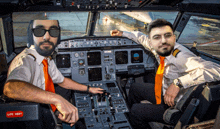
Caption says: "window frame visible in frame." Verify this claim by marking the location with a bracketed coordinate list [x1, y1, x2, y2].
[177, 13, 220, 58]
[0, 32, 3, 52]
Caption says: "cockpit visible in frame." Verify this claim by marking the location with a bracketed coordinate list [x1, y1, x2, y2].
[0, 0, 220, 129]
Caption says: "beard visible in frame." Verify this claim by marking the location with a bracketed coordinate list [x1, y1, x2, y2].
[35, 41, 56, 57]
[156, 43, 174, 57]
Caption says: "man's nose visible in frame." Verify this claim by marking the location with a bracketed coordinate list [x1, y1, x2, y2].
[161, 35, 167, 43]
[43, 31, 50, 40]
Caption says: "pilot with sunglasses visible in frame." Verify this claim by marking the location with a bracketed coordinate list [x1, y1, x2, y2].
[4, 20, 104, 127]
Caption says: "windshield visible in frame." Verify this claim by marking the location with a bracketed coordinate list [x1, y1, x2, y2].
[94, 11, 178, 36]
[13, 12, 89, 48]
[178, 16, 220, 57]
[12, 11, 220, 58]
[13, 11, 178, 48]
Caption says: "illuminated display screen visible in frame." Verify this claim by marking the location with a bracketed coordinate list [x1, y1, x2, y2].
[131, 50, 143, 63]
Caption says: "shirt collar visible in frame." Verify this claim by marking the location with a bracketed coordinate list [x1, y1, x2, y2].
[28, 45, 52, 66]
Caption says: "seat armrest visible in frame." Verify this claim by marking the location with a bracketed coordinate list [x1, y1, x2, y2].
[163, 107, 182, 125]
[175, 83, 205, 112]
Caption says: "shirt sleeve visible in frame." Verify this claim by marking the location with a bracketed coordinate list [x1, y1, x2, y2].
[50, 60, 65, 84]
[122, 31, 151, 51]
[7, 57, 32, 83]
[176, 52, 220, 88]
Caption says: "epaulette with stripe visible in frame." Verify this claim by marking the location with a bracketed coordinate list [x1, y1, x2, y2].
[49, 56, 53, 60]
[172, 48, 181, 57]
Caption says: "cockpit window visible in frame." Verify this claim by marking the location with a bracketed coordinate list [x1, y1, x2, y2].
[178, 16, 220, 58]
[94, 11, 178, 36]
[13, 12, 89, 48]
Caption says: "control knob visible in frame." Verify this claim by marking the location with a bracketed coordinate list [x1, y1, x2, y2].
[79, 68, 85, 75]
[105, 74, 111, 80]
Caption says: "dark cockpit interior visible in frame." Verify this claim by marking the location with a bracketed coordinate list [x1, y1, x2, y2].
[0, 0, 220, 129]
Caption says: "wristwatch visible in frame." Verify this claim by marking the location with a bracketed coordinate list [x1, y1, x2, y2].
[173, 79, 183, 88]
[87, 85, 90, 93]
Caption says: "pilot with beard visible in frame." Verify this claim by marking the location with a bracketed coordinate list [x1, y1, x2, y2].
[110, 19, 220, 128]
[4, 20, 103, 127]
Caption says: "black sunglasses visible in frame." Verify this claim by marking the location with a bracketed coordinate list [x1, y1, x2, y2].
[32, 28, 60, 37]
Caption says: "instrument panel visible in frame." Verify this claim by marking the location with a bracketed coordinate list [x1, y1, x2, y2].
[56, 37, 156, 84]
[56, 36, 156, 129]
[52, 0, 143, 10]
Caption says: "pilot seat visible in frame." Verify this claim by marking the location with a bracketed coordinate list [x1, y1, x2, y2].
[148, 81, 220, 129]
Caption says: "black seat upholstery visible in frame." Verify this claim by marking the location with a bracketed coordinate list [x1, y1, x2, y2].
[149, 81, 220, 129]
[163, 83, 205, 125]
[0, 96, 57, 129]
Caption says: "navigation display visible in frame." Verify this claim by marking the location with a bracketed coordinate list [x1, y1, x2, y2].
[87, 52, 101, 66]
[115, 51, 128, 64]
[88, 68, 102, 81]
[56, 54, 71, 68]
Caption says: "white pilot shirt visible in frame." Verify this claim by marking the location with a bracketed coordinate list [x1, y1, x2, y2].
[123, 31, 220, 102]
[6, 45, 65, 90]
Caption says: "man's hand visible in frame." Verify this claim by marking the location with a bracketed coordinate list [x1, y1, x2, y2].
[54, 96, 79, 127]
[110, 29, 123, 36]
[164, 83, 180, 107]
[89, 87, 104, 94]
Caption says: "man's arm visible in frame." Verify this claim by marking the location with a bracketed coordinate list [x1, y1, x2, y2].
[58, 77, 104, 94]
[110, 29, 151, 50]
[164, 83, 180, 107]
[176, 52, 220, 88]
[164, 48, 220, 107]
[3, 80, 78, 126]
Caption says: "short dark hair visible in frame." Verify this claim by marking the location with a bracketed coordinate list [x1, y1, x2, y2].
[147, 19, 174, 34]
